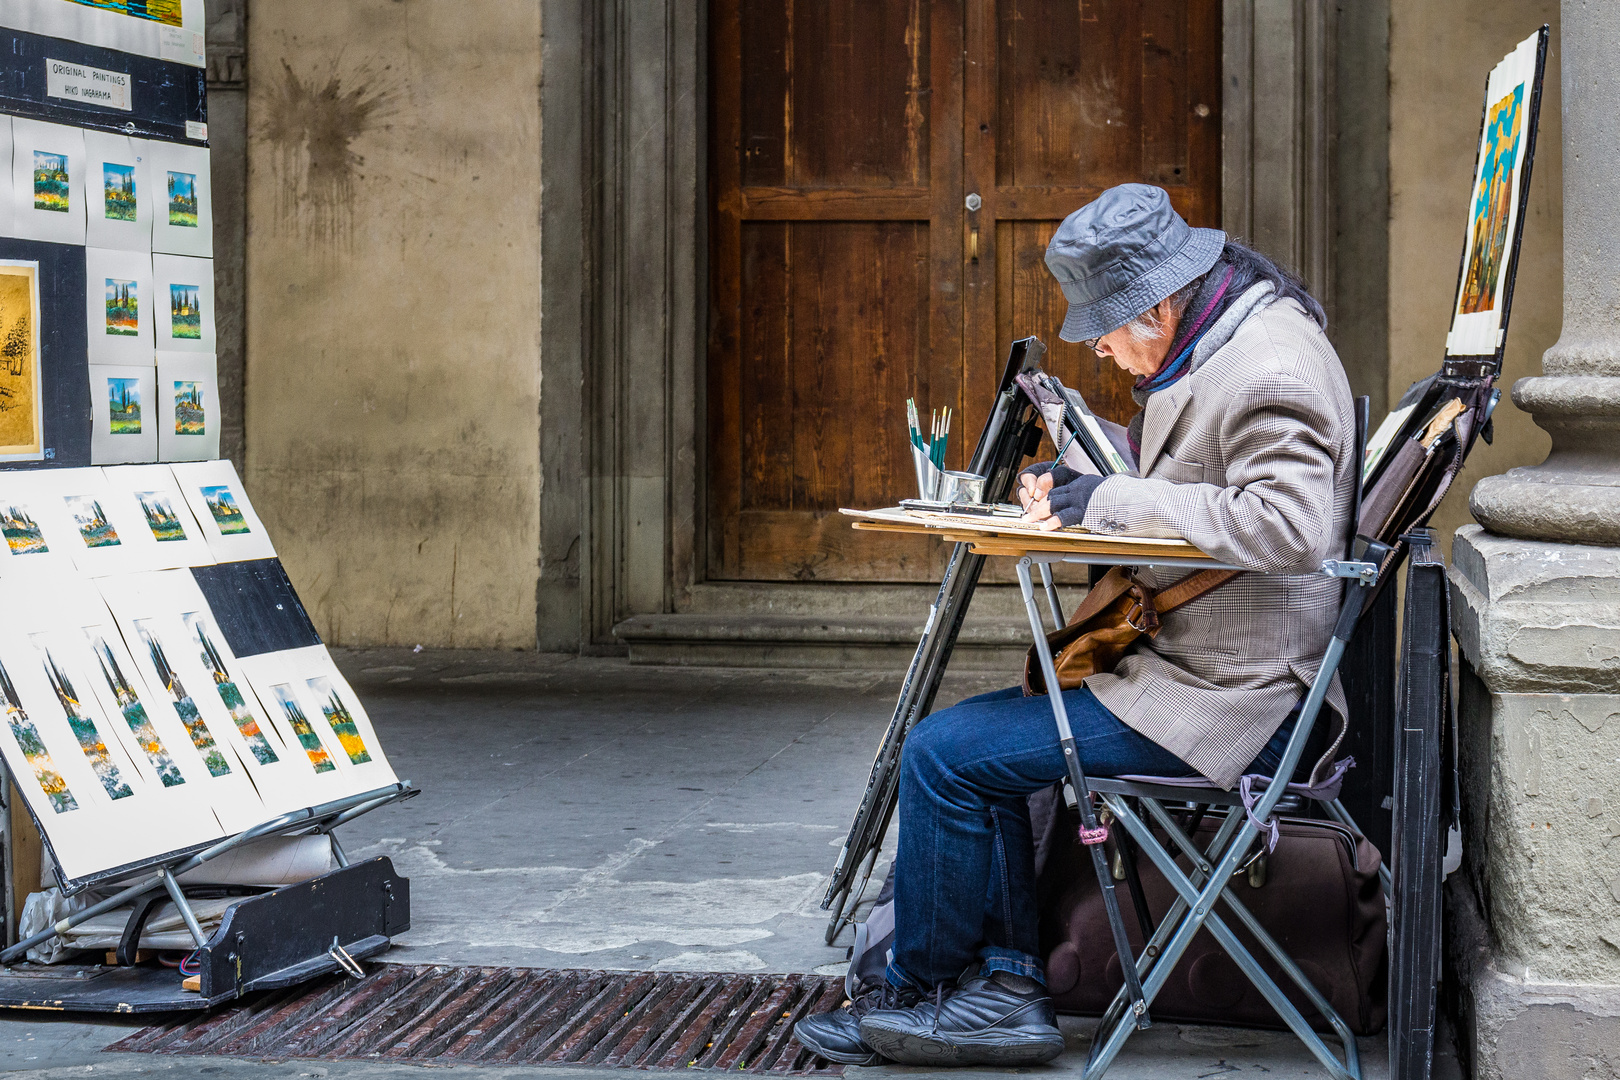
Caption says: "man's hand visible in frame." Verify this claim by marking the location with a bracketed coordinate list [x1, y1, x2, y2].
[1018, 472, 1068, 530]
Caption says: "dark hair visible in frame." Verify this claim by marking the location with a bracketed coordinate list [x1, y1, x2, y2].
[1220, 238, 1326, 329]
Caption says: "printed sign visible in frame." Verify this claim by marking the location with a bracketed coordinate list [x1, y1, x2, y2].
[45, 57, 132, 112]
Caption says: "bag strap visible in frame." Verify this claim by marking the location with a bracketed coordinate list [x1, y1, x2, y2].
[1152, 567, 1242, 615]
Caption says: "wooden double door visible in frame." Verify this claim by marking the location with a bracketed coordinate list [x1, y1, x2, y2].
[708, 0, 1221, 582]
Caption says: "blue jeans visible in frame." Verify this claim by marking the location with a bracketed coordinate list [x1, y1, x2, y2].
[887, 684, 1296, 991]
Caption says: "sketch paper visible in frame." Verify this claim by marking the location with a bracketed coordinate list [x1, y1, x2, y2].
[82, 132, 152, 251]
[0, 117, 12, 240]
[0, 577, 225, 881]
[156, 352, 219, 461]
[0, 470, 86, 580]
[171, 459, 277, 562]
[10, 119, 87, 246]
[0, 260, 45, 463]
[0, 0, 207, 69]
[98, 571, 327, 817]
[151, 253, 215, 353]
[148, 141, 212, 258]
[100, 464, 215, 568]
[84, 248, 155, 362]
[1448, 31, 1540, 356]
[89, 364, 159, 465]
[236, 646, 398, 800]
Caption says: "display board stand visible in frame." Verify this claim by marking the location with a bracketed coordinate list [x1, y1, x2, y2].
[0, 781, 416, 1011]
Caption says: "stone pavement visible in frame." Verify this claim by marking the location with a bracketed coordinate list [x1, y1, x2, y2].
[0, 649, 1435, 1078]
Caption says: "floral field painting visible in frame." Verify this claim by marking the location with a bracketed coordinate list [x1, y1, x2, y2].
[38, 644, 132, 801]
[167, 170, 198, 228]
[185, 613, 278, 766]
[308, 676, 372, 765]
[137, 621, 231, 777]
[0, 658, 78, 813]
[105, 278, 139, 336]
[90, 632, 185, 788]
[64, 496, 121, 548]
[33, 151, 70, 213]
[1, 505, 48, 555]
[174, 381, 205, 435]
[170, 284, 202, 340]
[271, 684, 336, 775]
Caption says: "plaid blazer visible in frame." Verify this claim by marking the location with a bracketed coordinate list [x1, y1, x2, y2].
[1081, 283, 1356, 790]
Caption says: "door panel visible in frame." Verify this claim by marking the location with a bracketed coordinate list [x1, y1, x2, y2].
[709, 0, 1221, 583]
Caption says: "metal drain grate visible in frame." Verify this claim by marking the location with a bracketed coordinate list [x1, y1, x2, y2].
[109, 965, 848, 1073]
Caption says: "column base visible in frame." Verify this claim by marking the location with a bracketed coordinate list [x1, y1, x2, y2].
[1457, 959, 1620, 1080]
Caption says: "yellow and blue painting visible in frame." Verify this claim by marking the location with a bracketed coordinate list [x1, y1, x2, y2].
[170, 284, 202, 340]
[270, 684, 336, 775]
[136, 621, 231, 778]
[39, 646, 133, 801]
[201, 485, 249, 534]
[65, 1, 183, 28]
[90, 632, 185, 787]
[185, 613, 279, 766]
[1, 505, 48, 555]
[136, 491, 187, 542]
[0, 658, 78, 813]
[108, 376, 142, 434]
[1460, 84, 1525, 315]
[33, 152, 69, 213]
[105, 278, 139, 337]
[174, 381, 205, 435]
[104, 162, 137, 222]
[167, 171, 198, 228]
[64, 496, 121, 549]
[308, 676, 372, 765]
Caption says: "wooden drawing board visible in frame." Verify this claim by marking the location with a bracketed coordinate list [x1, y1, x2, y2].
[839, 507, 1229, 566]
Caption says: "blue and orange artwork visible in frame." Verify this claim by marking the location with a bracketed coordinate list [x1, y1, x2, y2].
[1460, 84, 1525, 315]
[136, 491, 187, 542]
[108, 376, 142, 434]
[201, 485, 249, 534]
[1, 504, 48, 555]
[64, 496, 121, 549]
[66, 1, 182, 28]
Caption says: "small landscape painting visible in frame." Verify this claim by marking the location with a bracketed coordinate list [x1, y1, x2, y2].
[38, 643, 133, 801]
[0, 658, 78, 813]
[136, 491, 187, 542]
[33, 151, 70, 214]
[107, 377, 142, 434]
[308, 676, 372, 765]
[174, 381, 205, 435]
[270, 684, 336, 775]
[170, 284, 202, 340]
[167, 170, 198, 228]
[104, 162, 137, 222]
[1, 504, 49, 555]
[64, 496, 122, 548]
[105, 278, 139, 336]
[201, 485, 249, 534]
[89, 631, 185, 787]
[185, 614, 278, 766]
[136, 620, 232, 778]
[67, 0, 183, 28]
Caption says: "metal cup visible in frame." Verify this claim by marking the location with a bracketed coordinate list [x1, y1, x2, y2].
[936, 470, 986, 506]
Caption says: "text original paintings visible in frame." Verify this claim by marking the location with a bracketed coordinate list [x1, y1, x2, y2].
[1447, 31, 1541, 357]
[0, 260, 43, 461]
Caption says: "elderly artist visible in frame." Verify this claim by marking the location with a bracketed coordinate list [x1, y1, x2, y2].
[795, 184, 1357, 1067]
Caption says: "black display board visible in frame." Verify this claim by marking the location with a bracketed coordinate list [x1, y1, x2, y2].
[0, 27, 206, 144]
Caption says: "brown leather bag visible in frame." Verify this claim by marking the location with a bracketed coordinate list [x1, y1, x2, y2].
[1024, 566, 1240, 695]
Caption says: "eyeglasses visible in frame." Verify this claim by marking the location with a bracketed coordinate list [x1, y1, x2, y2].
[1082, 336, 1101, 350]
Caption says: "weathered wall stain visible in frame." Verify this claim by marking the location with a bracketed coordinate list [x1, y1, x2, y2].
[261, 58, 395, 243]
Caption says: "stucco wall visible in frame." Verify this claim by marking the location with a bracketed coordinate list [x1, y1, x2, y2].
[244, 2, 541, 648]
[1389, 2, 1561, 554]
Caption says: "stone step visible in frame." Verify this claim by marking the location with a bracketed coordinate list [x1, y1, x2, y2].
[612, 613, 1035, 670]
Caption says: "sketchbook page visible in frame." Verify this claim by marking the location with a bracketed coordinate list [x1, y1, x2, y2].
[90, 364, 160, 465]
[85, 247, 156, 363]
[149, 141, 212, 258]
[1447, 31, 1540, 356]
[100, 464, 215, 569]
[151, 253, 215, 353]
[1095, 417, 1137, 474]
[156, 352, 219, 461]
[2, 576, 225, 880]
[0, 470, 88, 581]
[170, 459, 276, 562]
[98, 571, 328, 818]
[11, 119, 87, 246]
[83, 132, 153, 251]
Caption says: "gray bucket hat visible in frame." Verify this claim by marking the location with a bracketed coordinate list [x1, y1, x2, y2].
[1045, 184, 1225, 343]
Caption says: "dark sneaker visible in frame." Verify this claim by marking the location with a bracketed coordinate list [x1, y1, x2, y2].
[857, 975, 1066, 1066]
[794, 983, 921, 1066]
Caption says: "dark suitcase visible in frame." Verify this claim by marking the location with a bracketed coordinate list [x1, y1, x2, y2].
[1034, 796, 1387, 1035]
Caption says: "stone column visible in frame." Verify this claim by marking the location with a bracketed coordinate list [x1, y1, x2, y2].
[1450, 4, 1620, 1077]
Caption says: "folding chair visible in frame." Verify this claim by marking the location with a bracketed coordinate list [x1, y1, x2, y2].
[1018, 404, 1387, 1080]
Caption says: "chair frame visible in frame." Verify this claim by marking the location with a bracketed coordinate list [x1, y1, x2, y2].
[1015, 536, 1385, 1080]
